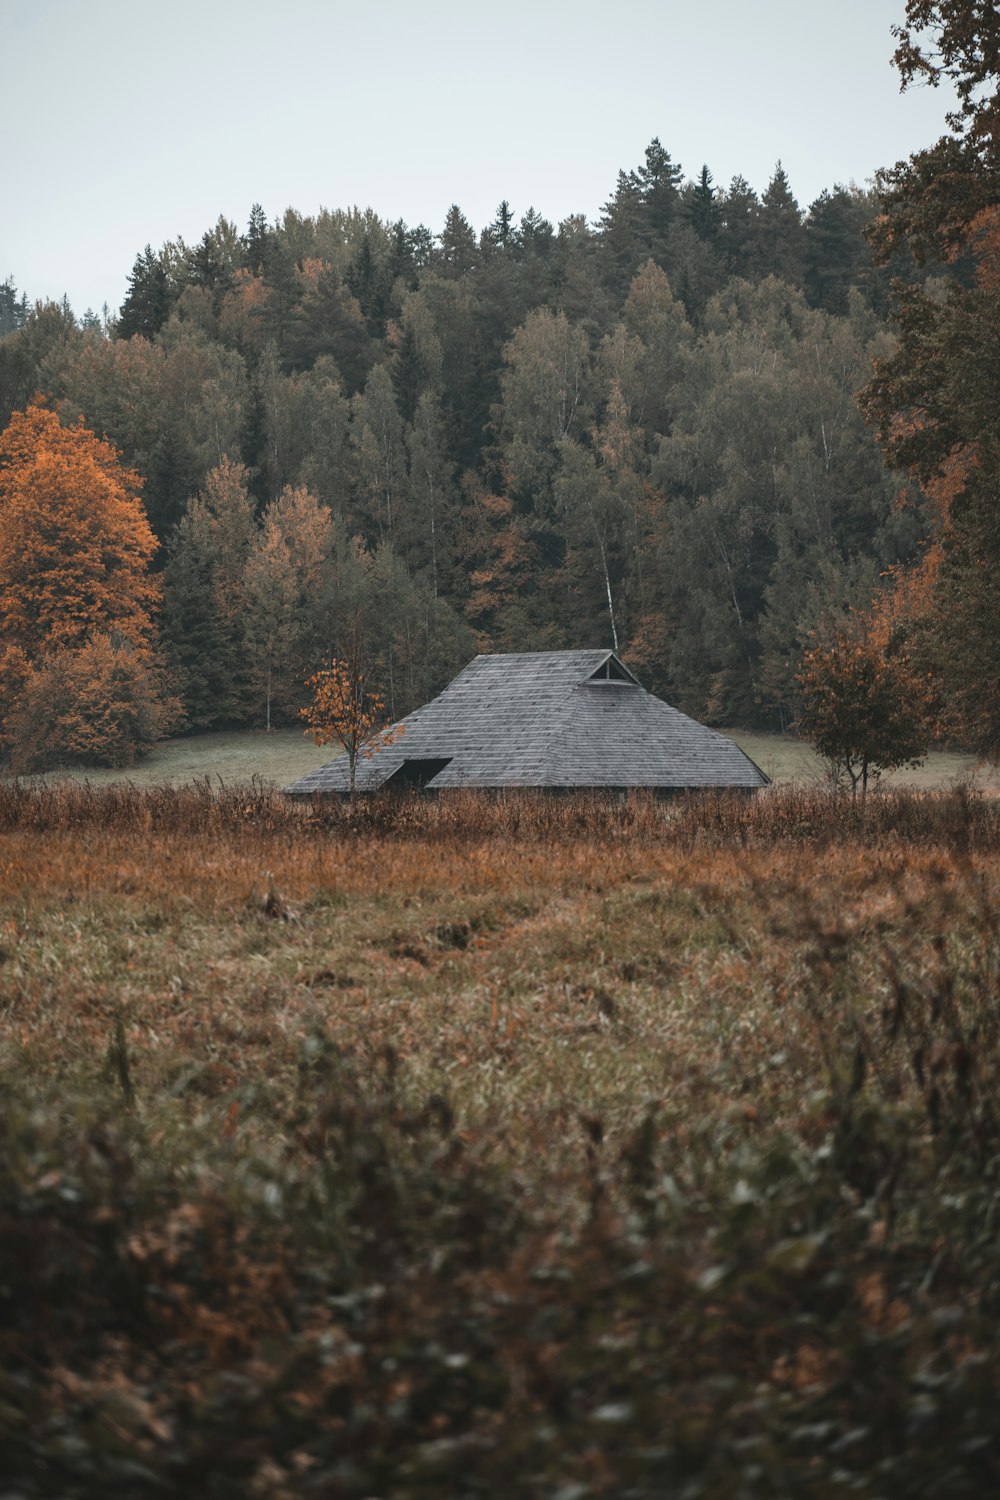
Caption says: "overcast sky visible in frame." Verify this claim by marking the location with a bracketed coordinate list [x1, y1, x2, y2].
[4, 0, 957, 319]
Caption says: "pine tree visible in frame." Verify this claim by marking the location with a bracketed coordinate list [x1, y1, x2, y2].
[245, 203, 270, 272]
[634, 137, 683, 246]
[759, 162, 806, 284]
[687, 165, 721, 242]
[437, 205, 478, 277]
[599, 171, 647, 294]
[489, 200, 516, 251]
[804, 188, 872, 314]
[0, 276, 29, 337]
[118, 245, 172, 340]
[405, 223, 436, 271]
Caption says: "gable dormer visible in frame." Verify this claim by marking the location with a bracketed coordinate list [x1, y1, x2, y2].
[585, 652, 640, 686]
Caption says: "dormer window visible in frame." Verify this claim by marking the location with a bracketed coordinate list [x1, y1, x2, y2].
[587, 654, 640, 685]
[383, 757, 453, 789]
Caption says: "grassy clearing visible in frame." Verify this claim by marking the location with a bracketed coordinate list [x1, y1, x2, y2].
[728, 729, 1000, 791]
[9, 723, 999, 794]
[14, 726, 333, 789]
[3, 783, 1000, 1495]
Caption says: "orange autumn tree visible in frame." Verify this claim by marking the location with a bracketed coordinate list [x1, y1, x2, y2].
[5, 633, 176, 773]
[300, 617, 403, 795]
[0, 401, 176, 768]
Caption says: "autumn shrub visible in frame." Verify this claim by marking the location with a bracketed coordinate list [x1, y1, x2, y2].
[0, 772, 298, 835]
[4, 634, 182, 773]
[668, 780, 1000, 850]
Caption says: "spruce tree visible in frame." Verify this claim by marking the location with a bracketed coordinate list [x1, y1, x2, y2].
[759, 162, 806, 284]
[0, 277, 28, 337]
[519, 207, 554, 258]
[161, 458, 257, 728]
[161, 513, 232, 731]
[489, 200, 516, 250]
[346, 233, 396, 337]
[598, 171, 647, 294]
[634, 138, 683, 246]
[437, 205, 478, 277]
[718, 175, 761, 278]
[687, 165, 722, 242]
[245, 203, 270, 273]
[118, 246, 172, 341]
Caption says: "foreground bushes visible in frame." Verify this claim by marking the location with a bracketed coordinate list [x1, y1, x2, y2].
[3, 783, 1000, 1495]
[0, 778, 998, 849]
[3, 1004, 1000, 1497]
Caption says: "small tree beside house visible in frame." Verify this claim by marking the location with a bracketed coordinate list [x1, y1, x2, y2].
[796, 610, 933, 800]
[299, 621, 403, 796]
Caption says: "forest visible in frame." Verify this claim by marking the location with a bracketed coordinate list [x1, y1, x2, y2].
[2, 0, 1000, 776]
[0, 149, 936, 760]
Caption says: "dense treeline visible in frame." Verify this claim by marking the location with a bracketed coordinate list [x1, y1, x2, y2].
[0, 146, 932, 737]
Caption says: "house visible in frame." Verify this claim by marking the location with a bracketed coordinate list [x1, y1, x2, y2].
[284, 649, 768, 796]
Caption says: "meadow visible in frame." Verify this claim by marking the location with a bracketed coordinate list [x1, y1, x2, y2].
[3, 780, 1000, 1496]
[18, 724, 1000, 792]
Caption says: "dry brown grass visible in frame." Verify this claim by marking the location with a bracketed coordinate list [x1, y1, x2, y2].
[4, 782, 1000, 1495]
[4, 781, 998, 1174]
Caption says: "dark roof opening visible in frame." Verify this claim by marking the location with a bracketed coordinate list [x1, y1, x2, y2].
[587, 655, 639, 685]
[382, 757, 453, 789]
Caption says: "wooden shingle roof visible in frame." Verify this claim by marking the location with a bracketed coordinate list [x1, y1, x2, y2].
[284, 649, 769, 795]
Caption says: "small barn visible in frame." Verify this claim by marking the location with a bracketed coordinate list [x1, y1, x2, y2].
[284, 649, 768, 796]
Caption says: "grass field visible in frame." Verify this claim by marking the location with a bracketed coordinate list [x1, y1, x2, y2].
[728, 729, 1000, 790]
[3, 781, 1000, 1495]
[16, 726, 334, 789]
[13, 723, 1000, 793]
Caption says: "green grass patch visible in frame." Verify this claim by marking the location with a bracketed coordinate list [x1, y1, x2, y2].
[729, 729, 1000, 791]
[16, 726, 334, 789]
